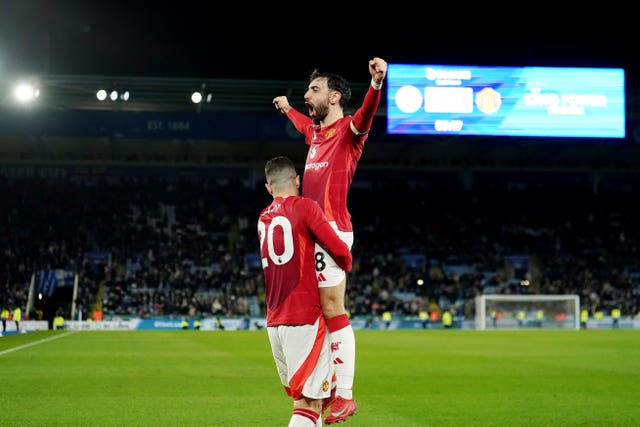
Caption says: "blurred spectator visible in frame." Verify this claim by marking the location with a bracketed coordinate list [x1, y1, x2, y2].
[580, 308, 589, 329]
[13, 306, 22, 333]
[0, 171, 638, 325]
[382, 311, 392, 329]
[419, 309, 430, 329]
[1, 306, 8, 335]
[54, 314, 65, 330]
[442, 310, 452, 328]
[611, 308, 621, 329]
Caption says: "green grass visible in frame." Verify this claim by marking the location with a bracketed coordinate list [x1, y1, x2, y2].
[1, 329, 639, 426]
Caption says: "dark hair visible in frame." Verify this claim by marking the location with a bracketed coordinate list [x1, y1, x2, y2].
[310, 69, 352, 108]
[264, 156, 296, 188]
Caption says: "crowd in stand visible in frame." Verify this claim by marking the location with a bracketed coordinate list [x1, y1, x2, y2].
[1, 168, 639, 323]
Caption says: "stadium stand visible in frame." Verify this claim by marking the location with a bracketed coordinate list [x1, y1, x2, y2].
[1, 165, 638, 326]
[1, 75, 639, 328]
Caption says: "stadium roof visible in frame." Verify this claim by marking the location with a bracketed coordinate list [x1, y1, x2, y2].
[1, 3, 637, 83]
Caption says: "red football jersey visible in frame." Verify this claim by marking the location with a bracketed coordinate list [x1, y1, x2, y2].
[258, 195, 351, 326]
[301, 117, 364, 233]
[287, 84, 381, 232]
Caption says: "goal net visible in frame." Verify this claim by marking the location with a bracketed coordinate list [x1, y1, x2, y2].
[475, 294, 580, 330]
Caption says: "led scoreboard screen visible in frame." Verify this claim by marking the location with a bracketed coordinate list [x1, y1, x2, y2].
[386, 64, 625, 139]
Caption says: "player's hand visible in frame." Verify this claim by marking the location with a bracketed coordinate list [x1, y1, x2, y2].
[273, 96, 292, 115]
[369, 57, 387, 85]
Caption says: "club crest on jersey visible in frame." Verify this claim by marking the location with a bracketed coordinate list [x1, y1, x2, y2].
[324, 129, 336, 139]
[309, 145, 319, 159]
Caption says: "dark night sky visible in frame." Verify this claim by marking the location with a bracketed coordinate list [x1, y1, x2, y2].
[0, 2, 637, 86]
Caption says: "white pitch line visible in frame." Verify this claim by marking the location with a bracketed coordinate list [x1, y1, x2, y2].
[0, 331, 79, 356]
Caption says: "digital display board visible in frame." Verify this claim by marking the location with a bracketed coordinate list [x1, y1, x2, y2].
[386, 64, 625, 138]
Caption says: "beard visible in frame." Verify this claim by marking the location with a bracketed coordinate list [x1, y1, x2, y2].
[310, 102, 330, 125]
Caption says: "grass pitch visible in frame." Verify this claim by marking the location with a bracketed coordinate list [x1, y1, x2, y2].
[1, 329, 638, 426]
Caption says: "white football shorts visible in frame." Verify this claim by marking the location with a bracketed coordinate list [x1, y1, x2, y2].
[315, 222, 353, 288]
[267, 315, 334, 400]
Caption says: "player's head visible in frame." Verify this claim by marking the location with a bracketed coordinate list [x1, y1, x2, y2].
[264, 156, 300, 197]
[309, 69, 351, 109]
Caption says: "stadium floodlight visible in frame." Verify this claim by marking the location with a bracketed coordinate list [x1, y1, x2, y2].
[13, 82, 40, 103]
[192, 83, 213, 106]
[191, 91, 203, 104]
[97, 88, 129, 102]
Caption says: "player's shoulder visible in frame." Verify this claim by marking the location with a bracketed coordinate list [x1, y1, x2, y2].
[291, 195, 315, 205]
[338, 115, 354, 125]
[291, 195, 321, 211]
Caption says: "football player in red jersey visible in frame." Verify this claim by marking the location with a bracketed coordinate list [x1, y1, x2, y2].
[273, 57, 386, 423]
[258, 156, 352, 426]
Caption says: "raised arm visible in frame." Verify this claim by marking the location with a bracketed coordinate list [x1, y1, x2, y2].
[273, 95, 292, 115]
[273, 95, 313, 134]
[351, 57, 387, 135]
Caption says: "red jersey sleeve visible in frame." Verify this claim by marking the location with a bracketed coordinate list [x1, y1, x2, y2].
[300, 198, 353, 272]
[287, 108, 314, 138]
[351, 84, 382, 135]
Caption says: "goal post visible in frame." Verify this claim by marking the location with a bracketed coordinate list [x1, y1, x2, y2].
[475, 294, 580, 330]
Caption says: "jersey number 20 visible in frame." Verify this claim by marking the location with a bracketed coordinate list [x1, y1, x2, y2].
[258, 216, 293, 267]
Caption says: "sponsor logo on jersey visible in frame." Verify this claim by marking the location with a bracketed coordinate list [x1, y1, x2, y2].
[305, 161, 329, 172]
[309, 145, 318, 159]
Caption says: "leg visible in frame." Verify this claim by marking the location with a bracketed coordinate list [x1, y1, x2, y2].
[319, 281, 354, 398]
[289, 397, 322, 427]
[271, 320, 333, 426]
[314, 230, 358, 423]
[320, 282, 358, 424]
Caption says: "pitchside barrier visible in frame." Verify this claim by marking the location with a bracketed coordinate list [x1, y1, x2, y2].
[1, 320, 49, 334]
[46, 316, 640, 331]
